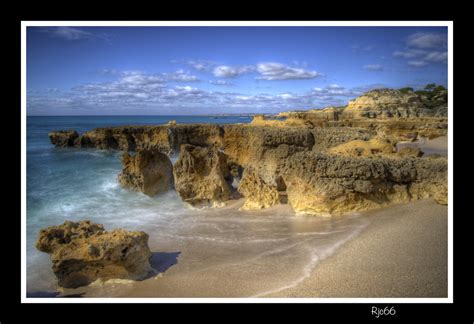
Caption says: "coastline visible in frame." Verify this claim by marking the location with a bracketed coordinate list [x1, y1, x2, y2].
[30, 111, 448, 298]
[58, 198, 447, 298]
[265, 199, 448, 298]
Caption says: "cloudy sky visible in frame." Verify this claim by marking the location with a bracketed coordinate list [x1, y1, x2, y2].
[27, 26, 448, 115]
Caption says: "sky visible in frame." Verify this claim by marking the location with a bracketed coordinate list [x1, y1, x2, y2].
[26, 26, 448, 115]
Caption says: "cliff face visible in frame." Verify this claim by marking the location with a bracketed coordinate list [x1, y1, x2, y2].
[278, 88, 448, 122]
[281, 152, 447, 216]
[58, 124, 224, 155]
[173, 144, 233, 207]
[343, 89, 426, 119]
[118, 149, 174, 197]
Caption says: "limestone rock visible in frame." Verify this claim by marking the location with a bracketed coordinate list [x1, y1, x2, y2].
[36, 220, 152, 288]
[222, 125, 315, 168]
[118, 149, 174, 197]
[311, 127, 375, 150]
[48, 130, 79, 147]
[281, 152, 447, 216]
[343, 89, 425, 119]
[173, 144, 232, 207]
[328, 138, 395, 157]
[397, 147, 424, 158]
[238, 168, 286, 210]
[250, 114, 312, 128]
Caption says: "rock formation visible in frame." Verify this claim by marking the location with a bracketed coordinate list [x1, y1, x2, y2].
[48, 130, 79, 147]
[282, 152, 447, 216]
[397, 147, 424, 158]
[36, 220, 152, 288]
[118, 149, 174, 197]
[328, 138, 395, 157]
[238, 168, 286, 210]
[343, 89, 426, 119]
[48, 86, 449, 216]
[173, 144, 232, 207]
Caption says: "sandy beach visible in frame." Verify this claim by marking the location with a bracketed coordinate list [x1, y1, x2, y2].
[266, 199, 448, 298]
[59, 198, 447, 298]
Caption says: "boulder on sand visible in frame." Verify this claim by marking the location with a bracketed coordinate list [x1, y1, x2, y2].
[36, 220, 152, 289]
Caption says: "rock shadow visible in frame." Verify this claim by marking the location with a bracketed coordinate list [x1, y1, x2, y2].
[26, 291, 85, 298]
[147, 251, 181, 278]
[27, 291, 61, 298]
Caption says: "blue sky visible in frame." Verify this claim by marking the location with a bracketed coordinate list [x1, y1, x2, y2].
[27, 26, 448, 115]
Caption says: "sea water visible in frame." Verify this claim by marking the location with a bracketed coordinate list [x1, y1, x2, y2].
[26, 116, 369, 297]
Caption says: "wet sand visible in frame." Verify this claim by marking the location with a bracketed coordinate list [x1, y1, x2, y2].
[266, 199, 448, 297]
[60, 199, 447, 298]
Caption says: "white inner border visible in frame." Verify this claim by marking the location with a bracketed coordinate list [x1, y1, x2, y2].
[21, 20, 453, 304]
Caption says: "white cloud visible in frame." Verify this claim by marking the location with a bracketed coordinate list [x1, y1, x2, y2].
[408, 61, 428, 67]
[279, 93, 293, 99]
[407, 32, 447, 49]
[424, 51, 447, 63]
[213, 65, 254, 78]
[256, 62, 321, 80]
[44, 27, 92, 40]
[29, 76, 382, 114]
[100, 69, 199, 82]
[39, 27, 109, 42]
[209, 80, 233, 86]
[185, 60, 218, 71]
[119, 73, 164, 86]
[393, 32, 447, 67]
[163, 69, 199, 82]
[363, 64, 383, 71]
[312, 84, 361, 97]
[393, 49, 427, 58]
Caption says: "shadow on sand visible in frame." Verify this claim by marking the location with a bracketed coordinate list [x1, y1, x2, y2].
[26, 291, 85, 298]
[26, 251, 181, 297]
[148, 251, 181, 276]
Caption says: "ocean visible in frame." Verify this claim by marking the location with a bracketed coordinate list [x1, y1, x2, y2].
[26, 116, 368, 297]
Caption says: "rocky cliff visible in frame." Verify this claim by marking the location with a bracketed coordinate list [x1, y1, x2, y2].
[343, 89, 427, 119]
[48, 87, 448, 216]
[281, 152, 447, 216]
[277, 87, 448, 121]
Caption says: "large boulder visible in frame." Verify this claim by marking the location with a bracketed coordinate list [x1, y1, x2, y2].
[36, 220, 152, 288]
[118, 149, 174, 197]
[173, 144, 232, 207]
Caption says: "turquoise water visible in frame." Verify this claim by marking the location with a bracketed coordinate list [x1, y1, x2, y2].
[26, 115, 368, 297]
